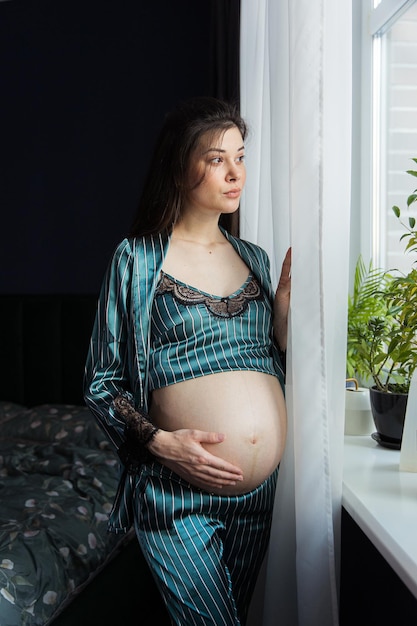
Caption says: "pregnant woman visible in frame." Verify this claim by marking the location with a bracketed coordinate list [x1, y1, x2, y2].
[84, 96, 291, 626]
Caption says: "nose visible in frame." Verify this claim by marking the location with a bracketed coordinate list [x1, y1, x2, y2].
[226, 162, 240, 182]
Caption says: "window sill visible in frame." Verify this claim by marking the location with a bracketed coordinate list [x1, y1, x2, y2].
[343, 435, 417, 598]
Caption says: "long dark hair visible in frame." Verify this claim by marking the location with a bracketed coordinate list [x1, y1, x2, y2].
[129, 97, 248, 237]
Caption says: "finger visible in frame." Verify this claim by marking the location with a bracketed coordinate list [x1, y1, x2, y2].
[193, 471, 243, 489]
[181, 451, 243, 478]
[283, 246, 292, 271]
[192, 432, 245, 472]
[193, 430, 226, 444]
[203, 455, 243, 476]
[278, 248, 292, 285]
[170, 462, 242, 489]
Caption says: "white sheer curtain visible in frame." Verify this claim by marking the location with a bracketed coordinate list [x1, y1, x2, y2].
[240, 1, 352, 625]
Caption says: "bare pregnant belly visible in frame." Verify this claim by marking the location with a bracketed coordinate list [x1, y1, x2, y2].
[149, 371, 287, 495]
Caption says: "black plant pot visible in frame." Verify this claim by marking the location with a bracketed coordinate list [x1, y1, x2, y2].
[369, 386, 408, 444]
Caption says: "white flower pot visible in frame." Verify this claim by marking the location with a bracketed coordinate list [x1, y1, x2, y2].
[345, 386, 374, 435]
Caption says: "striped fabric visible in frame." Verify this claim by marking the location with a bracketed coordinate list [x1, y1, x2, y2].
[133, 460, 278, 626]
[84, 228, 285, 534]
[148, 271, 277, 390]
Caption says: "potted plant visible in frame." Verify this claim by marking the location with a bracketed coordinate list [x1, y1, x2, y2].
[346, 256, 394, 389]
[346, 256, 407, 444]
[347, 159, 417, 445]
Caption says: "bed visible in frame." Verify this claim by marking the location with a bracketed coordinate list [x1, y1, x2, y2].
[0, 295, 169, 626]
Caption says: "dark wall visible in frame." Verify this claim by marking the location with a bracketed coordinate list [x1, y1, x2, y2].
[0, 0, 236, 295]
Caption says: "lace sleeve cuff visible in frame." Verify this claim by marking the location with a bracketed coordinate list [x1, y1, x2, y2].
[112, 394, 159, 473]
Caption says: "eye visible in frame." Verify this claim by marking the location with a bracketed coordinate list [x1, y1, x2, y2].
[236, 155, 245, 163]
[210, 157, 223, 164]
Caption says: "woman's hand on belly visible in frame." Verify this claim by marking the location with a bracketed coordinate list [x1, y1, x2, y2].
[147, 427, 244, 492]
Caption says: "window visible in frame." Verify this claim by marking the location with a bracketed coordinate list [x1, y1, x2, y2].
[367, 0, 417, 273]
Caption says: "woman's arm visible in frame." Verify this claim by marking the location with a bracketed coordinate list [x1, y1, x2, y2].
[84, 239, 133, 449]
[274, 247, 291, 352]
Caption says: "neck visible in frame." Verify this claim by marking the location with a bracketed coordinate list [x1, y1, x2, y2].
[172, 216, 224, 245]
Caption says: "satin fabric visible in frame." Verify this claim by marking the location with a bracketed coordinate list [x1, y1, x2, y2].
[84, 228, 285, 533]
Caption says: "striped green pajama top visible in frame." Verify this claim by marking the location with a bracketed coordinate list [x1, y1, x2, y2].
[148, 270, 277, 390]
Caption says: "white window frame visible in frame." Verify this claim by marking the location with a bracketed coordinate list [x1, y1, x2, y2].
[351, 0, 417, 276]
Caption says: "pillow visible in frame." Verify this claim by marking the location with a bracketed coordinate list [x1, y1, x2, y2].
[0, 404, 111, 450]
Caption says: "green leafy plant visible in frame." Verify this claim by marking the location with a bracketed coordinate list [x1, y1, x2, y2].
[347, 257, 397, 390]
[347, 159, 417, 394]
[392, 157, 417, 257]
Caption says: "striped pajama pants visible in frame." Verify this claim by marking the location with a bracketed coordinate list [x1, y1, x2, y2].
[133, 460, 278, 626]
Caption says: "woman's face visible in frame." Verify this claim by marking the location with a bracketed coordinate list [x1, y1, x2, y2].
[183, 126, 246, 219]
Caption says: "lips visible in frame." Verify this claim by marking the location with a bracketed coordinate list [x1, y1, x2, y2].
[224, 189, 241, 198]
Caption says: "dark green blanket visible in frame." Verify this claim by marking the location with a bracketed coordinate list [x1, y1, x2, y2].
[0, 402, 129, 626]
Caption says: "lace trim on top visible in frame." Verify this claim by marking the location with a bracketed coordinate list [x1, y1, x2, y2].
[155, 271, 263, 318]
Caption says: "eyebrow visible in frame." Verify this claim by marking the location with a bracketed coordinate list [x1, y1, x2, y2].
[203, 145, 245, 154]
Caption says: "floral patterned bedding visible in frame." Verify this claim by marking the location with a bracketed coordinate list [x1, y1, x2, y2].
[0, 402, 129, 626]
